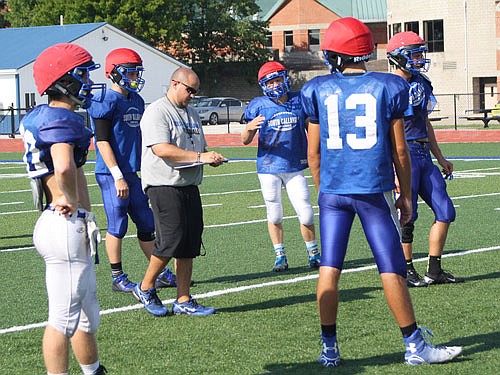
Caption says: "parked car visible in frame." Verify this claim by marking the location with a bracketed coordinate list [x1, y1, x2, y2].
[195, 97, 247, 125]
[190, 96, 208, 107]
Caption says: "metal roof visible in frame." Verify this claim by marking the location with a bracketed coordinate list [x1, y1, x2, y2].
[256, 0, 386, 22]
[0, 22, 106, 70]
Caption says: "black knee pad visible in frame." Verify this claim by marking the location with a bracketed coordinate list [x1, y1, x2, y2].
[401, 222, 414, 243]
[137, 231, 155, 242]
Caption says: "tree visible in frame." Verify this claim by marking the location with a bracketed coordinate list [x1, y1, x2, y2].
[0, 1, 9, 28]
[179, 0, 269, 65]
[5, 0, 187, 45]
[4, 0, 270, 66]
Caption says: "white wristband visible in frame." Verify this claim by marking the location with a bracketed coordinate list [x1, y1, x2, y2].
[110, 165, 123, 181]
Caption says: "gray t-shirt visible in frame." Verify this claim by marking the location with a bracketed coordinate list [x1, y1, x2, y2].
[140, 96, 207, 189]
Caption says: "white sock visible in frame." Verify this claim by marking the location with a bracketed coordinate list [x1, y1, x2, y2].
[273, 244, 285, 257]
[306, 241, 319, 256]
[80, 360, 100, 375]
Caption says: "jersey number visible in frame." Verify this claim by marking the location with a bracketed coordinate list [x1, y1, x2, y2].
[325, 93, 377, 150]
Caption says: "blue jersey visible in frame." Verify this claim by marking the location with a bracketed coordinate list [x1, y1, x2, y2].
[301, 72, 409, 194]
[244, 92, 308, 174]
[403, 73, 436, 140]
[20, 105, 92, 178]
[87, 89, 144, 174]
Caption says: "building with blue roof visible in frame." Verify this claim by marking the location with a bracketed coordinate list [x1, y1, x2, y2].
[0, 22, 186, 133]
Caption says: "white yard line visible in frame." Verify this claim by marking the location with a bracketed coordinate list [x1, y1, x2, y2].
[1, 245, 498, 335]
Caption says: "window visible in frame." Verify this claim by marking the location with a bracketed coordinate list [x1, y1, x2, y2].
[405, 21, 419, 34]
[284, 30, 293, 51]
[423, 19, 444, 52]
[308, 29, 320, 51]
[265, 32, 272, 48]
[391, 23, 401, 37]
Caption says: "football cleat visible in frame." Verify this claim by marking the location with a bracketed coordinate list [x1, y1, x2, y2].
[133, 282, 169, 317]
[318, 334, 340, 367]
[308, 253, 321, 268]
[155, 268, 177, 288]
[272, 256, 288, 272]
[111, 273, 136, 293]
[172, 297, 216, 316]
[404, 327, 462, 365]
[406, 268, 428, 287]
[155, 268, 194, 288]
[424, 270, 465, 285]
[92, 364, 108, 374]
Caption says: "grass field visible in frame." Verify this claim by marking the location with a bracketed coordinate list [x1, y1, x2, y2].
[0, 143, 499, 374]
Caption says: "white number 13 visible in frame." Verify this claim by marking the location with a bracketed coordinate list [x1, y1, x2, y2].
[325, 93, 377, 150]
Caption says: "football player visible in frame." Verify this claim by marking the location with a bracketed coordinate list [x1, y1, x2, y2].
[387, 32, 464, 287]
[301, 17, 462, 367]
[241, 61, 320, 272]
[20, 43, 107, 374]
[88, 48, 177, 294]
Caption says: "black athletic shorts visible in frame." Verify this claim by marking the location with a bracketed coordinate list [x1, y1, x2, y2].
[146, 185, 203, 259]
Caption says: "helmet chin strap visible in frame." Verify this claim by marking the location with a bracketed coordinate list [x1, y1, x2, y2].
[53, 82, 87, 108]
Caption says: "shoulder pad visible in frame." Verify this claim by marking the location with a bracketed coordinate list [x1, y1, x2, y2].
[419, 73, 433, 86]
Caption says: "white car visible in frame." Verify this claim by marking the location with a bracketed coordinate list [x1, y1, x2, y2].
[195, 97, 247, 125]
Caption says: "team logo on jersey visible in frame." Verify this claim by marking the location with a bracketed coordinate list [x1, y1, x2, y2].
[409, 82, 425, 107]
[267, 111, 297, 131]
[123, 107, 142, 127]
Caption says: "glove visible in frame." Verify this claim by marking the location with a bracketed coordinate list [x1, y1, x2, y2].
[86, 212, 102, 261]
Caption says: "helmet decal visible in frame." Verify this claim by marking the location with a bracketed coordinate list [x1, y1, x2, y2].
[320, 17, 374, 73]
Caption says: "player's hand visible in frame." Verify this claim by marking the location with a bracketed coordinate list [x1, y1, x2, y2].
[52, 196, 78, 217]
[440, 159, 453, 176]
[246, 115, 264, 131]
[115, 178, 129, 199]
[395, 195, 412, 227]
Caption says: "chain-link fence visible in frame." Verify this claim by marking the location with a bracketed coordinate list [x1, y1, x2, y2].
[433, 92, 500, 129]
[2, 92, 499, 138]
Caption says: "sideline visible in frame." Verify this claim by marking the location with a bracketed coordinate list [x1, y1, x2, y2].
[1, 245, 498, 335]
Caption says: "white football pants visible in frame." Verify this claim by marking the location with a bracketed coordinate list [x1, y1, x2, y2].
[258, 171, 314, 225]
[33, 209, 100, 337]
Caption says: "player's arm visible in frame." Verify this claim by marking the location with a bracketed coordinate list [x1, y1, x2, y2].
[241, 114, 264, 145]
[94, 118, 129, 198]
[389, 118, 412, 226]
[151, 143, 225, 165]
[307, 121, 321, 189]
[426, 118, 453, 175]
[50, 142, 79, 215]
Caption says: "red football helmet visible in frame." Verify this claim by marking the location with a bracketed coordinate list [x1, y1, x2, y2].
[257, 61, 290, 99]
[105, 48, 145, 92]
[33, 43, 105, 108]
[387, 31, 430, 73]
[320, 17, 374, 72]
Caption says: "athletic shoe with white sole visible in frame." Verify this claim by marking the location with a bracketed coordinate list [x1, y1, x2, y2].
[404, 327, 463, 365]
[407, 268, 428, 288]
[272, 256, 288, 272]
[424, 270, 465, 285]
[133, 282, 169, 317]
[172, 297, 216, 316]
[111, 273, 136, 293]
[308, 253, 321, 268]
[317, 334, 340, 367]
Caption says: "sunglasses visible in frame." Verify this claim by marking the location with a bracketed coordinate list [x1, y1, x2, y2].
[173, 80, 198, 95]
